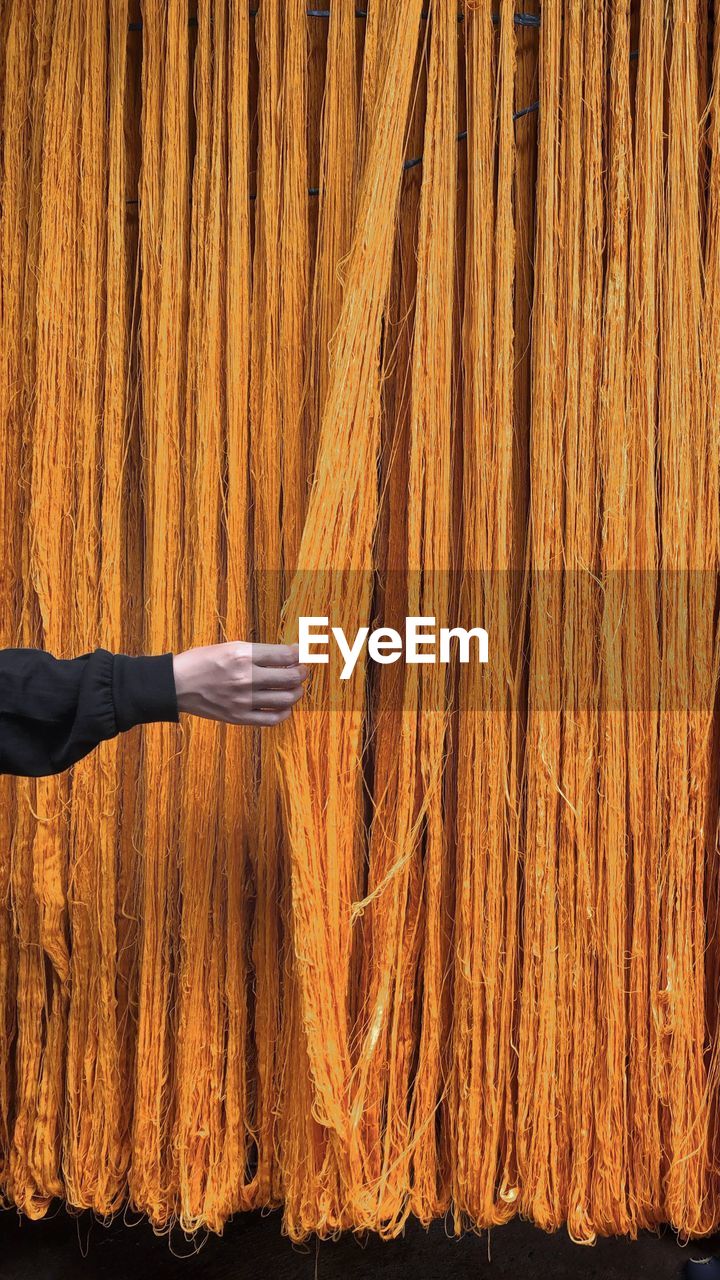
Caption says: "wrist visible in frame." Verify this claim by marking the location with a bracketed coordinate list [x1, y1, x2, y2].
[172, 652, 192, 712]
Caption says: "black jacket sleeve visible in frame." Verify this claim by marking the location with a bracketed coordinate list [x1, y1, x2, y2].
[0, 647, 179, 778]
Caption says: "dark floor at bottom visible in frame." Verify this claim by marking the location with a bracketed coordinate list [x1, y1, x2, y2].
[1, 1201, 718, 1280]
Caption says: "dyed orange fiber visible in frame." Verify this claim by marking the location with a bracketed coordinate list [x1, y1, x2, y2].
[2, 0, 720, 1246]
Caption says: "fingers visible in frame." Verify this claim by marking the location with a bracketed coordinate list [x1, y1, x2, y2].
[247, 642, 308, 690]
[237, 707, 293, 727]
[251, 685, 304, 711]
[251, 662, 308, 691]
[250, 641, 301, 668]
[225, 639, 311, 728]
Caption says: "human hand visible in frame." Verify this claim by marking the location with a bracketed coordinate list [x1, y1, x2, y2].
[172, 641, 309, 726]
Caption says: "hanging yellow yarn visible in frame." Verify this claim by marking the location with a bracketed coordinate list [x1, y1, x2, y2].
[1, 0, 720, 1247]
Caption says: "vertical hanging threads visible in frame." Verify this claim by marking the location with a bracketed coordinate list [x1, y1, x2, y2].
[130, 0, 190, 1223]
[0, 0, 718, 1245]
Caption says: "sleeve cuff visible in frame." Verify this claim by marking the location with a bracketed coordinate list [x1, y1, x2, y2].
[111, 651, 179, 733]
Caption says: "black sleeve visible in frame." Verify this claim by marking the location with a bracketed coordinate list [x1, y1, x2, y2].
[0, 647, 179, 778]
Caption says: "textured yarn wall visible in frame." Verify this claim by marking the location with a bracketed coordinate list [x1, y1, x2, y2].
[2, 0, 720, 1246]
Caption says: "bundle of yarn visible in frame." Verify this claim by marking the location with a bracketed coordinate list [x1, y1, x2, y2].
[2, 0, 720, 1244]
